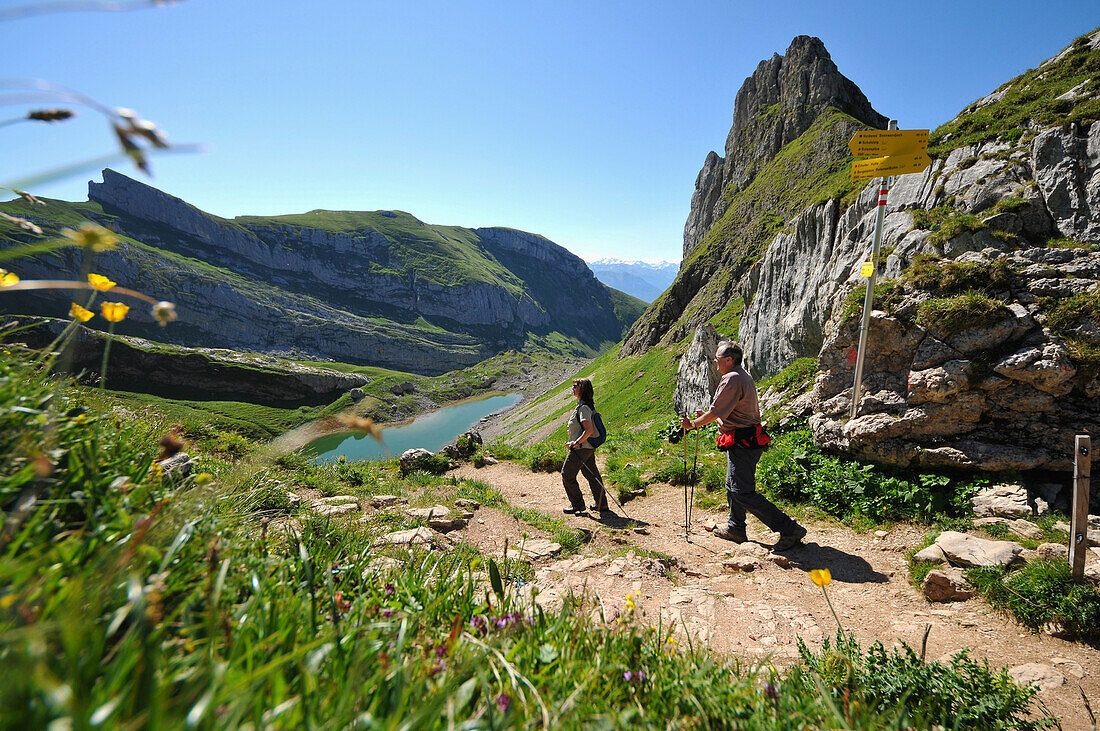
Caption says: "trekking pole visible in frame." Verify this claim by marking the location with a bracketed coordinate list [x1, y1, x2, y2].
[689, 425, 700, 536]
[682, 418, 690, 539]
[578, 457, 632, 520]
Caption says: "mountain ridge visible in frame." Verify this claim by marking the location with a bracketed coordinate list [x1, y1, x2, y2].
[1, 171, 646, 375]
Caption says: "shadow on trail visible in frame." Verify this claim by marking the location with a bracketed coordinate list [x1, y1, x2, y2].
[587, 509, 650, 530]
[779, 542, 890, 584]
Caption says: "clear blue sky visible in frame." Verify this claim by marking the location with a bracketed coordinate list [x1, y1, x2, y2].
[4, 0, 1098, 262]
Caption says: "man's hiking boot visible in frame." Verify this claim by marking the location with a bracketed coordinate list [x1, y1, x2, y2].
[774, 525, 807, 551]
[563, 505, 586, 515]
[713, 526, 748, 543]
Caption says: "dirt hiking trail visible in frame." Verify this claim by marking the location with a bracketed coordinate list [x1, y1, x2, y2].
[450, 461, 1100, 728]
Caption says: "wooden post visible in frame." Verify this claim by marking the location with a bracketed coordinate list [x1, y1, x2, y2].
[1070, 435, 1091, 582]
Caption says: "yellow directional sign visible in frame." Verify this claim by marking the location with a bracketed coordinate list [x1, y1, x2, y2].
[849, 129, 929, 157]
[860, 261, 874, 277]
[851, 151, 932, 180]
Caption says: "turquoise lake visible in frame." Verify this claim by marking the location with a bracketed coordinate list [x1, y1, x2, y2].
[307, 392, 523, 462]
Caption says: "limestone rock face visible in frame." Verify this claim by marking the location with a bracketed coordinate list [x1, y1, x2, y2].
[683, 36, 887, 259]
[673, 324, 723, 415]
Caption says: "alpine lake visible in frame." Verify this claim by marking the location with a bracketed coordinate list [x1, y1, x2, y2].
[306, 392, 523, 463]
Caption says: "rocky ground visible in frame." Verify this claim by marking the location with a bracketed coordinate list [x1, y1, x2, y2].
[435, 461, 1100, 728]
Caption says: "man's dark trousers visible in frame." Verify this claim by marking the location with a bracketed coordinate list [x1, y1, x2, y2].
[725, 447, 796, 534]
[562, 447, 606, 510]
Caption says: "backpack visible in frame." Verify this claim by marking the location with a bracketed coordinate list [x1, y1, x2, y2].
[577, 405, 607, 448]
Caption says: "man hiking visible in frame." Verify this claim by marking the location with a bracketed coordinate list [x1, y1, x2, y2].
[680, 341, 807, 550]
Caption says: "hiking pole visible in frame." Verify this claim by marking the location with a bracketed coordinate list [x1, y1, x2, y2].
[682, 417, 690, 540]
[578, 457, 632, 521]
[689, 425, 700, 538]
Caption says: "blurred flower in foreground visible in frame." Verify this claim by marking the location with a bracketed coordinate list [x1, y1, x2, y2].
[100, 301, 129, 322]
[65, 223, 118, 252]
[336, 413, 383, 443]
[0, 212, 42, 234]
[151, 300, 177, 326]
[0, 269, 19, 287]
[69, 302, 93, 322]
[27, 109, 75, 123]
[87, 272, 116, 291]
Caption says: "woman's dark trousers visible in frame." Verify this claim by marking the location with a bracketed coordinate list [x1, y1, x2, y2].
[562, 447, 606, 510]
[725, 447, 796, 533]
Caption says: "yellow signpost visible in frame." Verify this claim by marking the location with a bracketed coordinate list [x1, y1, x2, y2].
[848, 129, 928, 157]
[852, 151, 933, 179]
[848, 125, 934, 418]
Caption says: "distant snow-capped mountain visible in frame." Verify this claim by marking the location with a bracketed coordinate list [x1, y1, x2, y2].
[587, 258, 679, 303]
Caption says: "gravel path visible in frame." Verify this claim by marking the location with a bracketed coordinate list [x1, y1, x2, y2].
[452, 461, 1100, 728]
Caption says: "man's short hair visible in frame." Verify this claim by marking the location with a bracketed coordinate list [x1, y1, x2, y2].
[716, 341, 743, 367]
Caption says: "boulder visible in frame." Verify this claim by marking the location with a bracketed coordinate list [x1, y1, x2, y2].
[673, 324, 722, 415]
[1007, 519, 1043, 540]
[373, 526, 434, 547]
[349, 387, 365, 400]
[370, 495, 408, 509]
[1036, 543, 1069, 562]
[971, 484, 1032, 519]
[315, 502, 359, 517]
[406, 505, 453, 520]
[455, 499, 481, 510]
[391, 381, 416, 396]
[399, 448, 436, 473]
[935, 531, 1023, 568]
[1008, 663, 1064, 691]
[722, 556, 759, 572]
[922, 568, 976, 602]
[913, 544, 947, 564]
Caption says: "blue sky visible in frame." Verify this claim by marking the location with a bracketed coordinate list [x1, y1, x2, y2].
[4, 0, 1098, 262]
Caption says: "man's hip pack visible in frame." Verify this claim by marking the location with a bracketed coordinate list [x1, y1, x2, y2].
[715, 424, 771, 451]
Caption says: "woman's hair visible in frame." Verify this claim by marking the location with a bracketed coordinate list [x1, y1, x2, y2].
[573, 378, 594, 407]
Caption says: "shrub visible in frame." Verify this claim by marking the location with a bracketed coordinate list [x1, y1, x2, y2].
[909, 207, 987, 247]
[794, 632, 1052, 730]
[904, 253, 1013, 294]
[841, 280, 905, 322]
[915, 292, 1012, 335]
[967, 561, 1100, 639]
[758, 429, 976, 524]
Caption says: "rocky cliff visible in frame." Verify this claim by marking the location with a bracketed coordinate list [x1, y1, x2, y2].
[622, 36, 888, 357]
[673, 27, 1100, 473]
[1, 172, 646, 374]
[683, 36, 887, 260]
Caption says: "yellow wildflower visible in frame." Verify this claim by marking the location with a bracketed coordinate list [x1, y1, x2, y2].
[0, 269, 19, 287]
[64, 223, 118, 252]
[150, 462, 163, 479]
[665, 636, 677, 645]
[69, 302, 94, 322]
[151, 300, 177, 326]
[100, 301, 129, 322]
[87, 273, 116, 292]
[809, 568, 832, 587]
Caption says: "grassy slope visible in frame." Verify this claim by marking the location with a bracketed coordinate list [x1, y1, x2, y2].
[929, 27, 1100, 157]
[236, 209, 528, 295]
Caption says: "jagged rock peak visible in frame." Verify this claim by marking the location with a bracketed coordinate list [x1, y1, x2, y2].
[683, 36, 888, 258]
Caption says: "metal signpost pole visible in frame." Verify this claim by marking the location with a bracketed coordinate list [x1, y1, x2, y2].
[850, 120, 897, 420]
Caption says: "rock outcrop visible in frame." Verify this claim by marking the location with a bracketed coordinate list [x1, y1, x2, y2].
[621, 36, 888, 358]
[673, 324, 724, 415]
[683, 36, 887, 259]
